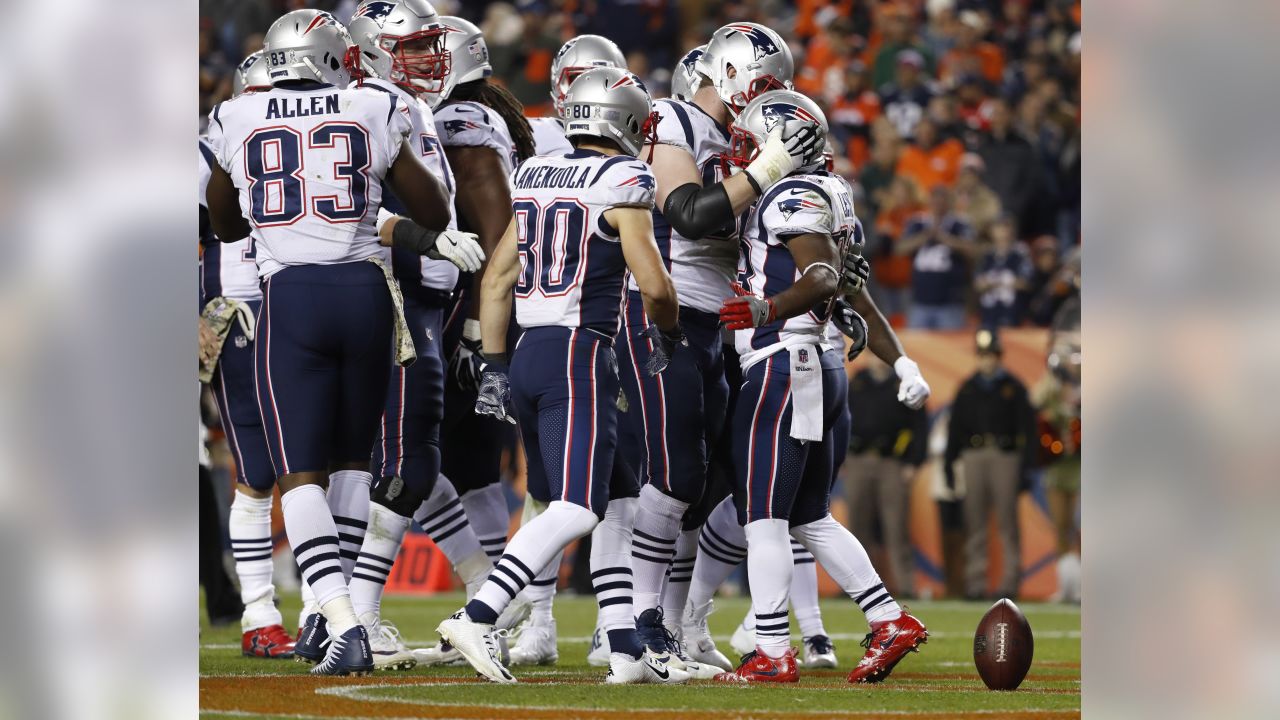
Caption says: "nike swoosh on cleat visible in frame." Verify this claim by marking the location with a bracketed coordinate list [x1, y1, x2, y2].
[879, 631, 901, 649]
[647, 661, 670, 679]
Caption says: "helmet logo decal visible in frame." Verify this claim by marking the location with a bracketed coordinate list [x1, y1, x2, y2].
[760, 102, 817, 132]
[354, 2, 395, 21]
[302, 11, 337, 36]
[725, 24, 781, 60]
[609, 75, 638, 90]
[682, 48, 704, 74]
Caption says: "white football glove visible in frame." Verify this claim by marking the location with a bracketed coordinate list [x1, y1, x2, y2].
[744, 127, 801, 193]
[894, 356, 931, 410]
[428, 229, 485, 273]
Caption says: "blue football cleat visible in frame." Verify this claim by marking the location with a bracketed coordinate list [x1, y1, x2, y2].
[293, 612, 330, 664]
[311, 624, 374, 676]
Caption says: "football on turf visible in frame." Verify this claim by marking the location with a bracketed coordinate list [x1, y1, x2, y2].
[973, 598, 1034, 690]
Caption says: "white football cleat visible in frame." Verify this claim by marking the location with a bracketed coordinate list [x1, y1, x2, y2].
[605, 649, 690, 685]
[359, 612, 416, 671]
[506, 619, 558, 666]
[587, 626, 611, 667]
[730, 615, 755, 656]
[411, 641, 465, 666]
[682, 602, 733, 671]
[801, 634, 838, 668]
[436, 609, 516, 684]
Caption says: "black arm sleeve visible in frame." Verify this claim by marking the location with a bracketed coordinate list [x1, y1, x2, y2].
[662, 182, 738, 240]
[391, 218, 442, 256]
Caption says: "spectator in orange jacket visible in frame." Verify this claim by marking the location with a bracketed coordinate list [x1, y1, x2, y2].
[940, 11, 1005, 85]
[895, 117, 965, 193]
[829, 60, 882, 171]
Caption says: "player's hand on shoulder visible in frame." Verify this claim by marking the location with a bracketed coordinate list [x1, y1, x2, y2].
[428, 230, 485, 273]
[475, 358, 517, 425]
[640, 324, 687, 376]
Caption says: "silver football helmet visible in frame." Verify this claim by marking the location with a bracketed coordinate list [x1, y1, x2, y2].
[696, 23, 794, 115]
[232, 51, 271, 96]
[348, 1, 398, 81]
[262, 9, 356, 88]
[671, 44, 707, 103]
[368, 0, 449, 94]
[561, 67, 657, 157]
[420, 16, 493, 109]
[724, 90, 828, 174]
[550, 35, 627, 117]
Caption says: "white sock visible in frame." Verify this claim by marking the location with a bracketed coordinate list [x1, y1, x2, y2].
[349, 502, 411, 619]
[470, 500, 597, 621]
[790, 515, 901, 625]
[320, 595, 359, 636]
[283, 484, 351, 621]
[790, 539, 827, 639]
[745, 518, 793, 659]
[591, 497, 637, 633]
[414, 477, 491, 594]
[460, 483, 509, 563]
[687, 497, 747, 616]
[525, 550, 561, 625]
[327, 470, 372, 581]
[300, 576, 317, 628]
[228, 489, 282, 631]
[630, 485, 687, 613]
[660, 528, 698, 631]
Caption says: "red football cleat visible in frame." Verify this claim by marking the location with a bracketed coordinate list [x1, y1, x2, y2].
[847, 611, 928, 683]
[713, 647, 799, 683]
[242, 624, 296, 659]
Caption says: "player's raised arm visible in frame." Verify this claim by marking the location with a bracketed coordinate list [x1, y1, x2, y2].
[611, 206, 678, 333]
[385, 140, 451, 230]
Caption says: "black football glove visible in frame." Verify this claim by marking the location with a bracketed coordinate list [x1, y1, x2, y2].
[831, 298, 869, 360]
[641, 324, 686, 377]
[474, 360, 516, 425]
[841, 250, 871, 296]
[450, 335, 484, 392]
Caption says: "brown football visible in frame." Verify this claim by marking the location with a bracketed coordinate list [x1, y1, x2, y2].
[973, 598, 1034, 690]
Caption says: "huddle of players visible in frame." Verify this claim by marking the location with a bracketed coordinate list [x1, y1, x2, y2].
[199, 0, 934, 685]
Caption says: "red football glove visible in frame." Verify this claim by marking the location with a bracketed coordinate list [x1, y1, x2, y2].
[719, 282, 777, 330]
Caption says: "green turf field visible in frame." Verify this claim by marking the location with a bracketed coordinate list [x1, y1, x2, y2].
[200, 592, 1080, 719]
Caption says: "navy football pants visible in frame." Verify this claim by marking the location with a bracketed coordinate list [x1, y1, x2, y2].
[616, 290, 730, 506]
[511, 326, 619, 518]
[732, 347, 846, 526]
[372, 296, 445, 500]
[254, 262, 393, 476]
[209, 299, 275, 492]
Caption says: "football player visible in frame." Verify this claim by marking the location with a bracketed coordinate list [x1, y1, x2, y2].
[618, 22, 811, 674]
[199, 49, 295, 660]
[338, 0, 490, 672]
[503, 33, 630, 667]
[712, 90, 929, 684]
[438, 67, 687, 685]
[204, 9, 468, 675]
[371, 14, 541, 666]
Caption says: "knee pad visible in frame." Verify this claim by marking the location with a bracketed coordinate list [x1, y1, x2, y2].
[371, 474, 429, 517]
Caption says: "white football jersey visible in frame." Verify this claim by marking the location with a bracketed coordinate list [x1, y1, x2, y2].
[205, 83, 411, 279]
[434, 100, 517, 175]
[363, 78, 459, 292]
[735, 170, 860, 368]
[529, 116, 573, 156]
[628, 98, 737, 314]
[510, 149, 656, 336]
[199, 137, 261, 303]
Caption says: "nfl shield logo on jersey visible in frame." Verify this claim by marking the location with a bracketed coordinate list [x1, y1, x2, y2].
[798, 348, 809, 363]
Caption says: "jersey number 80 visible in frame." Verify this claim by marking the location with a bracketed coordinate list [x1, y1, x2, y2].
[243, 122, 371, 227]
[512, 198, 590, 297]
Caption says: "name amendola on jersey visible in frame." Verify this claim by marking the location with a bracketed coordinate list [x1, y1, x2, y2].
[512, 151, 657, 335]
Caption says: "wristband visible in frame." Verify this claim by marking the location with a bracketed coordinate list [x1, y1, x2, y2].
[894, 356, 920, 380]
[391, 219, 441, 255]
[462, 318, 482, 341]
[482, 352, 510, 371]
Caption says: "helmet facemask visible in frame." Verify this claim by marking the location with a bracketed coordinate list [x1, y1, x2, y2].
[720, 124, 761, 174]
[385, 26, 450, 95]
[725, 71, 788, 116]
